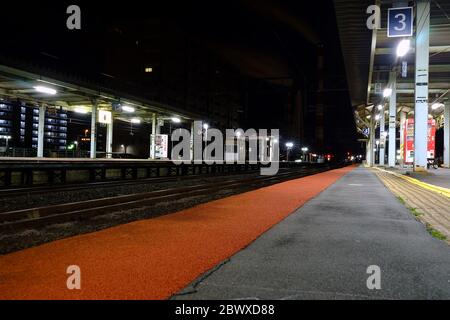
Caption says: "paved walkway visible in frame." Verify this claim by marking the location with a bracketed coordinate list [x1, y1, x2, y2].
[387, 167, 450, 189]
[174, 167, 450, 300]
[373, 168, 450, 241]
[409, 168, 450, 189]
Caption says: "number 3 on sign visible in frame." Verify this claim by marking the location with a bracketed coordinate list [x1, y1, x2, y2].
[387, 7, 413, 37]
[394, 13, 406, 31]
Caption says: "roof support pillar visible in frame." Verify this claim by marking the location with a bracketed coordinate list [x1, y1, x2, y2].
[379, 105, 385, 166]
[190, 121, 195, 161]
[388, 71, 397, 167]
[399, 111, 407, 167]
[106, 114, 113, 158]
[90, 101, 97, 159]
[37, 104, 46, 158]
[413, 0, 430, 172]
[150, 113, 157, 159]
[444, 101, 450, 168]
[369, 114, 375, 167]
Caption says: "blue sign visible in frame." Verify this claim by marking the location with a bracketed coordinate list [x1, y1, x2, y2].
[387, 7, 413, 37]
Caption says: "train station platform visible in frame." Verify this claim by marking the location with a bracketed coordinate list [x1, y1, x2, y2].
[174, 167, 450, 299]
[382, 167, 450, 190]
[0, 165, 449, 300]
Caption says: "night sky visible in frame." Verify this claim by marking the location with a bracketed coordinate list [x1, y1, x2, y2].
[1, 0, 361, 158]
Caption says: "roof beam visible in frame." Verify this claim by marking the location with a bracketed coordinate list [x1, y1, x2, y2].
[375, 45, 450, 55]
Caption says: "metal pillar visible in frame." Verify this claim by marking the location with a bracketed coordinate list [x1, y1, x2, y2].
[414, 0, 430, 172]
[388, 71, 397, 167]
[399, 111, 407, 167]
[106, 116, 113, 159]
[379, 105, 385, 166]
[444, 101, 450, 168]
[366, 140, 371, 166]
[37, 104, 46, 157]
[190, 121, 195, 161]
[369, 114, 375, 167]
[150, 113, 157, 159]
[90, 102, 97, 159]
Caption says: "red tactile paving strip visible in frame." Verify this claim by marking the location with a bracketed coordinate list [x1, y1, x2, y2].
[0, 165, 355, 300]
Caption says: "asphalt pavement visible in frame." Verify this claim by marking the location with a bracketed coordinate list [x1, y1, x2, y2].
[173, 167, 450, 300]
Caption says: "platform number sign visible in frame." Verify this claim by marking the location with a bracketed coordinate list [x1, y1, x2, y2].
[387, 7, 413, 37]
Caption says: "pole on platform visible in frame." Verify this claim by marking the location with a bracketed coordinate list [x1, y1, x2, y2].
[150, 113, 157, 159]
[444, 101, 450, 168]
[379, 105, 385, 166]
[190, 121, 195, 161]
[106, 114, 113, 159]
[90, 102, 97, 159]
[414, 0, 430, 172]
[399, 111, 407, 167]
[37, 104, 46, 158]
[369, 113, 375, 167]
[388, 71, 397, 167]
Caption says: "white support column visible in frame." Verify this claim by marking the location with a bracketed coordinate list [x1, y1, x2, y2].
[388, 71, 397, 167]
[90, 102, 97, 159]
[399, 111, 407, 167]
[366, 140, 370, 166]
[106, 115, 113, 159]
[414, 0, 430, 172]
[150, 113, 157, 159]
[369, 115, 375, 167]
[379, 105, 385, 166]
[37, 104, 46, 157]
[190, 121, 195, 161]
[444, 101, 450, 168]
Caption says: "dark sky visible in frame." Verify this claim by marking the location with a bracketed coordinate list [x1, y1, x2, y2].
[1, 0, 360, 156]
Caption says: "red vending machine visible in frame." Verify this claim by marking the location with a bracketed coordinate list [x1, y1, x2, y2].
[403, 118, 436, 164]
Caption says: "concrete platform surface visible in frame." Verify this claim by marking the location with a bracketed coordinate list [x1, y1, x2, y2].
[174, 167, 450, 300]
[385, 167, 450, 189]
[406, 168, 450, 189]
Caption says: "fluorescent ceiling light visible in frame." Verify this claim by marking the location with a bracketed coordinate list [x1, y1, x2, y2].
[122, 106, 135, 113]
[396, 39, 410, 57]
[34, 86, 57, 95]
[131, 118, 141, 124]
[74, 107, 88, 114]
[383, 88, 392, 97]
[431, 103, 444, 110]
[171, 117, 181, 123]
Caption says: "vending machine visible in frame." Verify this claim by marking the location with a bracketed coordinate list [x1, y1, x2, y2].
[403, 118, 436, 164]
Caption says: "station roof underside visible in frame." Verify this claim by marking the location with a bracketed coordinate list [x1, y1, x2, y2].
[0, 64, 203, 125]
[334, 0, 450, 136]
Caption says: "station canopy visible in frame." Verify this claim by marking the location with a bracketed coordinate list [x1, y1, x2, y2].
[334, 0, 450, 136]
[0, 64, 203, 125]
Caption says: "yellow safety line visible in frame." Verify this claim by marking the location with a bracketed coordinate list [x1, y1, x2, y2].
[373, 167, 450, 199]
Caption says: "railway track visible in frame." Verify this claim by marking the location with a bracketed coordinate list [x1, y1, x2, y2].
[0, 169, 262, 198]
[0, 165, 343, 233]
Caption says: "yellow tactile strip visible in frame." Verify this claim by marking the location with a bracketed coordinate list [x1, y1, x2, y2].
[372, 169, 450, 243]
